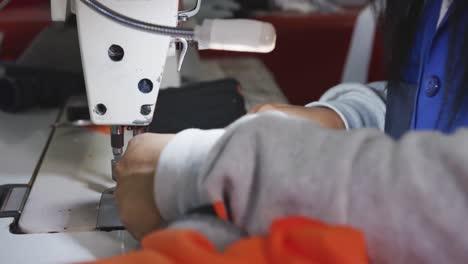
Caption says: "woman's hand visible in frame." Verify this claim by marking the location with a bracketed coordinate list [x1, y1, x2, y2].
[115, 133, 174, 240]
[249, 103, 345, 130]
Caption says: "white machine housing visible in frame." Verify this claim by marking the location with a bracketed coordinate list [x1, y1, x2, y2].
[52, 0, 179, 126]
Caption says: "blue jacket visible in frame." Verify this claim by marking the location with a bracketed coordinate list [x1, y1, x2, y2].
[386, 0, 468, 138]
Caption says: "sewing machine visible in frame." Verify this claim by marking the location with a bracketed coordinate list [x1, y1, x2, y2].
[0, 0, 275, 263]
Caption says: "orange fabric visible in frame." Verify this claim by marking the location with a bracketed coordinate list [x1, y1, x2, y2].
[214, 201, 229, 221]
[86, 126, 111, 135]
[86, 217, 368, 264]
[268, 218, 368, 264]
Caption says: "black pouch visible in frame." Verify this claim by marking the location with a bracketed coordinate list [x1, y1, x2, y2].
[148, 78, 246, 133]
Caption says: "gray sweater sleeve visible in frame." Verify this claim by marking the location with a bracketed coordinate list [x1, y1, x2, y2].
[155, 112, 468, 263]
[307, 82, 387, 130]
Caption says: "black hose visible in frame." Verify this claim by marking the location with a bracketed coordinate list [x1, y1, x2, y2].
[80, 0, 195, 39]
[0, 64, 85, 113]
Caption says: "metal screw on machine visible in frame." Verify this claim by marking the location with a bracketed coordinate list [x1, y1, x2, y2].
[140, 105, 152, 116]
[95, 104, 107, 116]
[138, 79, 153, 94]
[108, 44, 125, 61]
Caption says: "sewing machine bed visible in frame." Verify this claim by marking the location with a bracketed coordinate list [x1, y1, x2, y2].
[0, 110, 58, 186]
[18, 124, 131, 233]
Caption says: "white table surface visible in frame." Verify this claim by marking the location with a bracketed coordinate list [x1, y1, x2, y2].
[0, 110, 58, 186]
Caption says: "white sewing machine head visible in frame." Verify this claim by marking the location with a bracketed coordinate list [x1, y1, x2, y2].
[50, 0, 276, 126]
[51, 0, 179, 125]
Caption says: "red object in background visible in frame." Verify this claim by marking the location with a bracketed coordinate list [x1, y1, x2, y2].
[201, 12, 385, 105]
[0, 1, 51, 60]
[6, 0, 48, 7]
[0, 3, 385, 104]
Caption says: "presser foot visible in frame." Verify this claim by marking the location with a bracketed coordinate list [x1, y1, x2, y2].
[96, 187, 124, 231]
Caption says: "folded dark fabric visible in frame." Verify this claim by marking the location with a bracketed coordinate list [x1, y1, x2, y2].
[149, 78, 246, 133]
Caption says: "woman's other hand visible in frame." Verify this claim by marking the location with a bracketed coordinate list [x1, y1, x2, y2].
[249, 103, 345, 129]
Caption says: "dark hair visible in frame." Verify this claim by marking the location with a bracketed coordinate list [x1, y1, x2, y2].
[373, 0, 468, 128]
